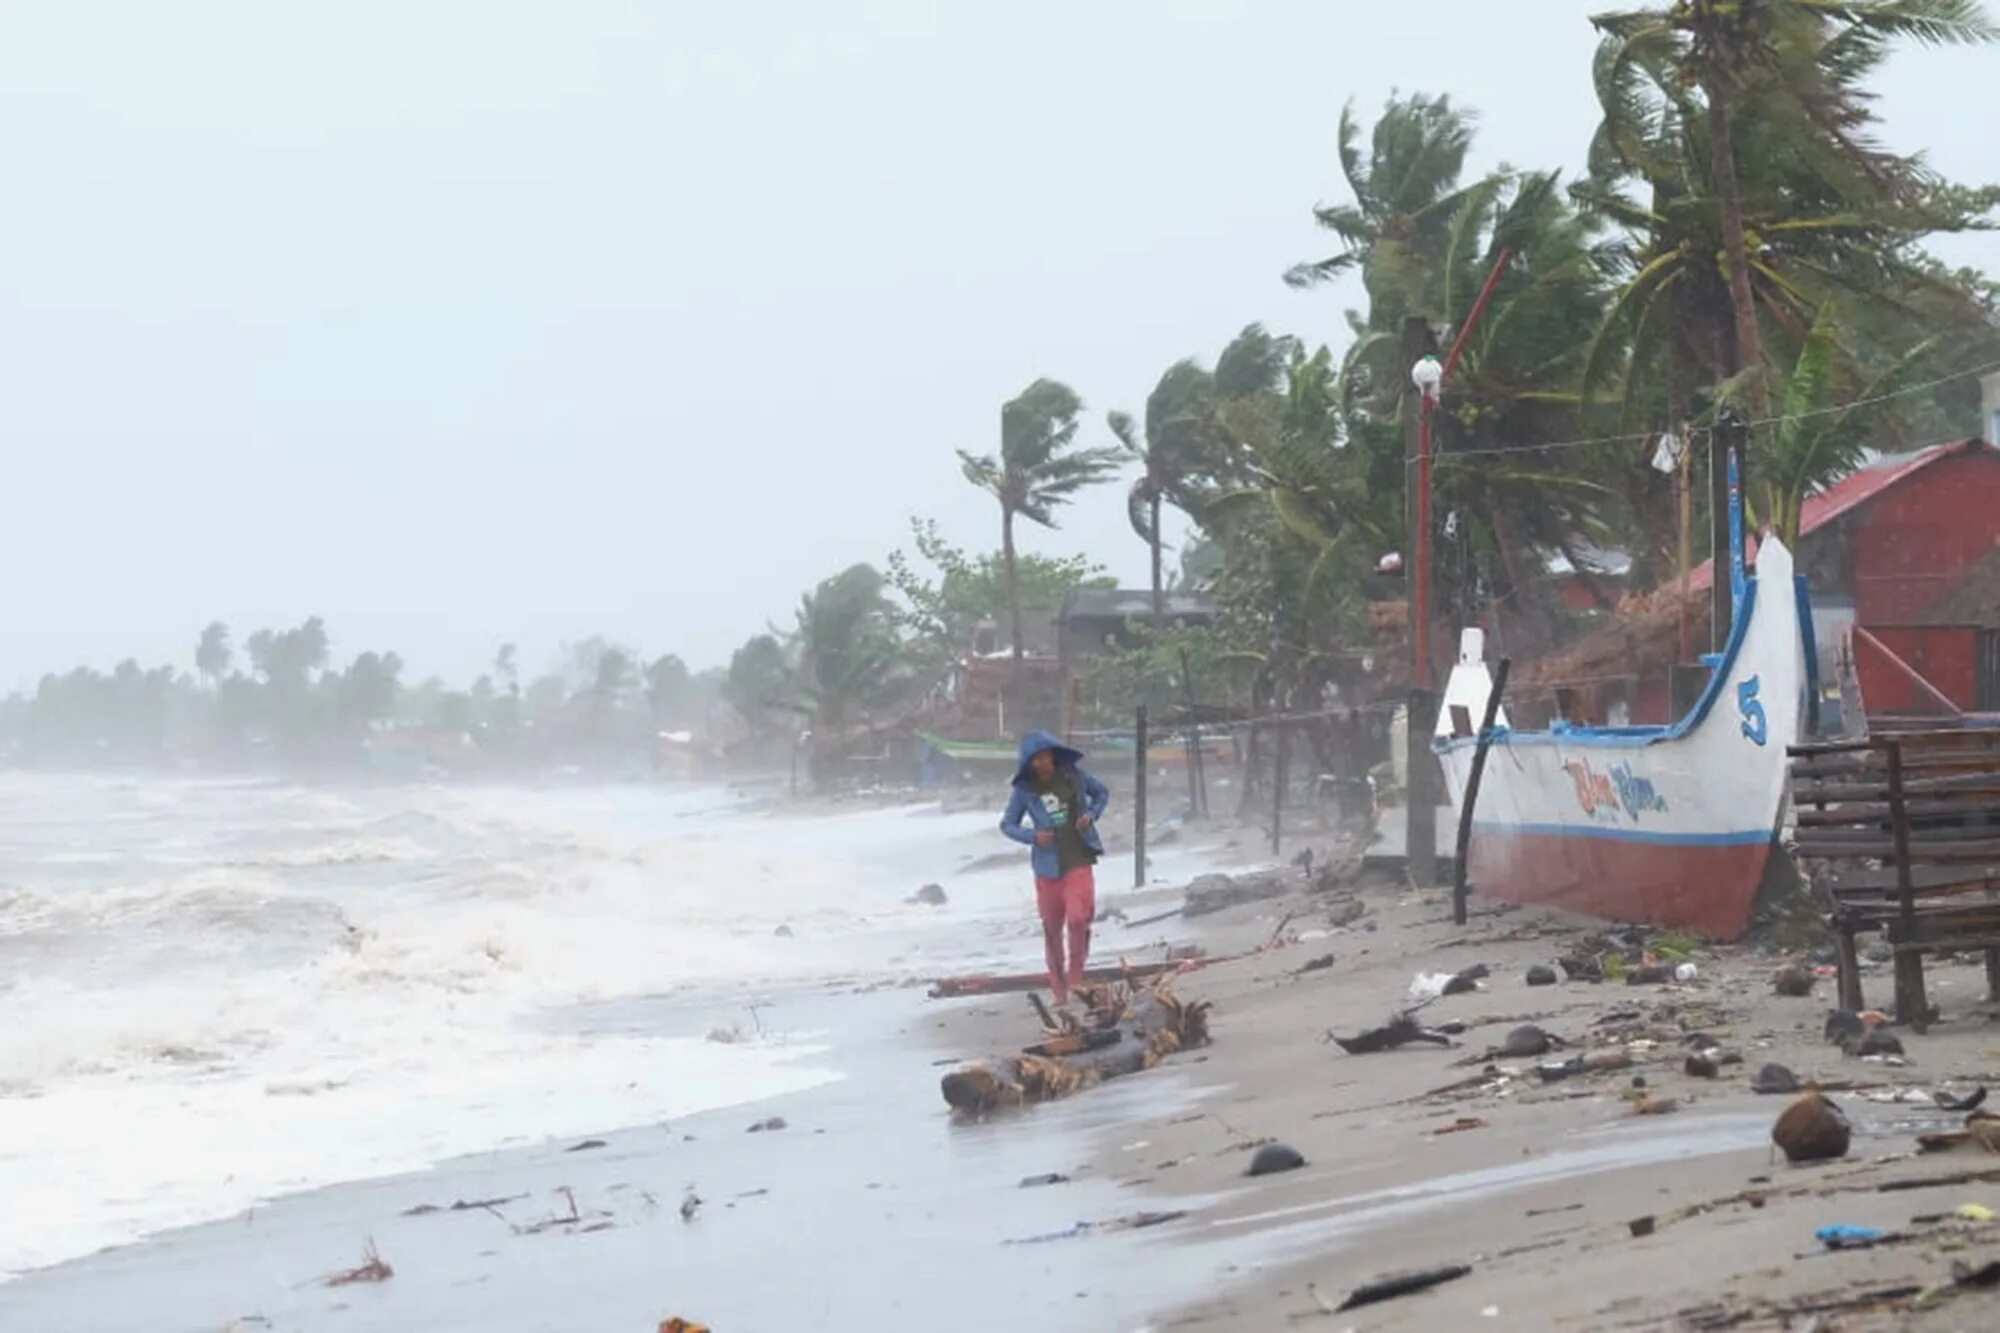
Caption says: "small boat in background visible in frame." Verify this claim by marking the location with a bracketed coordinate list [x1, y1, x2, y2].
[1433, 535, 1815, 939]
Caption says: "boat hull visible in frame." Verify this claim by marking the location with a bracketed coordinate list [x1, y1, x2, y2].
[1435, 537, 1809, 940]
[1464, 825, 1773, 939]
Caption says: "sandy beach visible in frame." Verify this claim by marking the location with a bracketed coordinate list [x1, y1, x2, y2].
[8, 791, 2000, 1332]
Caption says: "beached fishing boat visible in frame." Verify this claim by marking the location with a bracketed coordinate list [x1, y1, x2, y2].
[1433, 531, 1815, 939]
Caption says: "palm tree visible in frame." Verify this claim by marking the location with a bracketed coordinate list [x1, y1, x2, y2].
[1108, 361, 1216, 625]
[792, 564, 902, 730]
[1589, 0, 1996, 418]
[195, 621, 231, 689]
[959, 379, 1121, 672]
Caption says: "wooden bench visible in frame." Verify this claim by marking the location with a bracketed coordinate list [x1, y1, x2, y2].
[1789, 730, 2000, 1031]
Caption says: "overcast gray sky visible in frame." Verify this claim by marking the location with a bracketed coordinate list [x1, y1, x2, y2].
[1, 0, 1991, 689]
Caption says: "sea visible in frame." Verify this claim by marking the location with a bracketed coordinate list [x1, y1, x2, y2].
[0, 773, 1211, 1281]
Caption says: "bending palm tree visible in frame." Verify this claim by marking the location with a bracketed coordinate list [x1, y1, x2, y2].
[960, 379, 1121, 676]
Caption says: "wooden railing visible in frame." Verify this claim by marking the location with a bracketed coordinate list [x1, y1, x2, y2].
[1789, 729, 2000, 1030]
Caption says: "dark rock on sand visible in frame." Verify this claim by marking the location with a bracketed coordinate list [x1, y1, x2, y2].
[1500, 1024, 1552, 1058]
[1772, 961, 1814, 997]
[1751, 1063, 1801, 1095]
[1246, 1143, 1306, 1177]
[1824, 1009, 1866, 1046]
[1844, 1027, 1904, 1058]
[1625, 964, 1673, 986]
[1936, 1086, 1988, 1114]
[1684, 1052, 1719, 1078]
[1525, 964, 1558, 987]
[746, 1116, 788, 1133]
[1558, 955, 1604, 982]
[773, 924, 794, 938]
[1772, 1091, 1851, 1163]
[908, 883, 948, 906]
[1326, 897, 1367, 928]
[1443, 963, 1490, 995]
[1019, 1172, 1070, 1188]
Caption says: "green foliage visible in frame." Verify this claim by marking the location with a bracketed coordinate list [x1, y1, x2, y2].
[885, 518, 1109, 663]
[790, 563, 907, 730]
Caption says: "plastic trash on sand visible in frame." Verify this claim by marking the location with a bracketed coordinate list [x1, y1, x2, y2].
[1674, 962, 1698, 983]
[1956, 1203, 1997, 1222]
[1816, 1224, 1884, 1249]
[1410, 971, 1458, 1001]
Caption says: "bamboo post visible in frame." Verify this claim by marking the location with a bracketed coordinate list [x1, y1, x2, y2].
[1271, 717, 1291, 857]
[1133, 706, 1148, 890]
[1179, 647, 1209, 818]
[1885, 739, 1928, 1031]
[1451, 658, 1512, 927]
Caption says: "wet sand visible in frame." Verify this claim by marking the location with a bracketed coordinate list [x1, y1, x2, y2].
[10, 849, 2000, 1331]
[1065, 883, 2000, 1330]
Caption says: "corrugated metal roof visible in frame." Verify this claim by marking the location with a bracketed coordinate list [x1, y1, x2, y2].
[1059, 588, 1218, 621]
[1688, 439, 1989, 592]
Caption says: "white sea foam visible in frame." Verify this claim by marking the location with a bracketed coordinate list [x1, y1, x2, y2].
[0, 775, 1222, 1277]
[0, 779, 1018, 1277]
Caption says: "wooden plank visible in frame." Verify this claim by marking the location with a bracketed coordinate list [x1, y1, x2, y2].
[1792, 773, 2000, 802]
[1887, 741, 1928, 1032]
[1795, 800, 2000, 826]
[1818, 865, 2000, 892]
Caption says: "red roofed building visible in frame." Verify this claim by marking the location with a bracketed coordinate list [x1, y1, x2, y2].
[1689, 438, 2000, 724]
[1518, 439, 2000, 730]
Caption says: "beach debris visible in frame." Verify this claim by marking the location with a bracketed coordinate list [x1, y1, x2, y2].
[1536, 1048, 1633, 1082]
[1525, 964, 1557, 986]
[1753, 1063, 1802, 1095]
[1432, 1117, 1487, 1135]
[1957, 1203, 1997, 1222]
[1954, 1257, 2000, 1287]
[929, 956, 1209, 999]
[659, 1320, 712, 1333]
[1628, 1093, 1680, 1116]
[1674, 962, 1698, 983]
[705, 1023, 746, 1044]
[400, 1192, 526, 1217]
[940, 976, 1212, 1114]
[1183, 868, 1292, 917]
[1773, 1090, 1851, 1164]
[773, 924, 793, 937]
[908, 883, 948, 906]
[1628, 1215, 1656, 1237]
[1773, 961, 1815, 996]
[1685, 1052, 1719, 1078]
[1936, 1086, 1988, 1114]
[1498, 1024, 1552, 1058]
[1824, 1009, 1869, 1046]
[566, 1138, 608, 1153]
[1003, 1210, 1187, 1244]
[1625, 964, 1673, 986]
[324, 1240, 394, 1287]
[1917, 1115, 2000, 1154]
[1019, 1172, 1070, 1188]
[1326, 897, 1367, 928]
[1245, 1143, 1305, 1176]
[1557, 954, 1604, 982]
[1334, 1263, 1472, 1311]
[1816, 1223, 1886, 1250]
[1332, 1010, 1456, 1055]
[1844, 1028, 1904, 1059]
[1294, 953, 1336, 974]
[680, 1188, 702, 1222]
[746, 1116, 787, 1133]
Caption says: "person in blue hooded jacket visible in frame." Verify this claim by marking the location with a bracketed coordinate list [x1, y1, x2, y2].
[999, 730, 1110, 1004]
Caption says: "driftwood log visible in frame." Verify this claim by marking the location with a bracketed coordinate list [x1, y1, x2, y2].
[939, 977, 1212, 1115]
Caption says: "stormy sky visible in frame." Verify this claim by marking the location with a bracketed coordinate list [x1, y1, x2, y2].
[1, 0, 1990, 687]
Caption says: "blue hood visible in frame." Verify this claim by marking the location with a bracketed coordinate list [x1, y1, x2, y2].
[1013, 729, 1084, 786]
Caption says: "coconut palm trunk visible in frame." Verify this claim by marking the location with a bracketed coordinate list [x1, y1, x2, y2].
[1150, 489, 1165, 625]
[1704, 78, 1770, 420]
[1001, 503, 1025, 676]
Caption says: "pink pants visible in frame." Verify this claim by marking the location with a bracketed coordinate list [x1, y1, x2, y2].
[1035, 865, 1096, 1000]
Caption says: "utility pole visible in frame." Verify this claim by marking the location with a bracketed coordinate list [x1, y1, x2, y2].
[1401, 315, 1442, 887]
[1709, 413, 1740, 651]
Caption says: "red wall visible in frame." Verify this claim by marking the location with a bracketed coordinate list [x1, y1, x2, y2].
[1851, 451, 2000, 622]
[1855, 624, 1979, 714]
